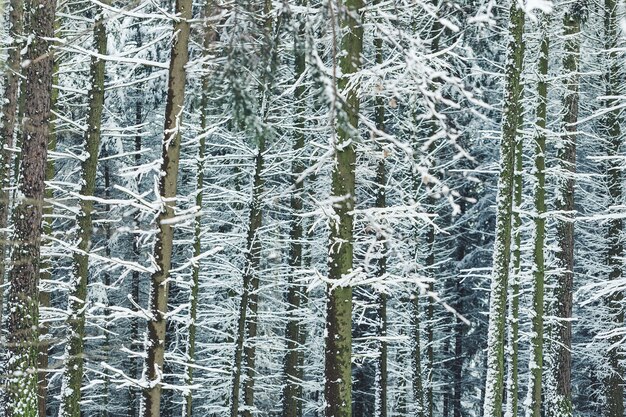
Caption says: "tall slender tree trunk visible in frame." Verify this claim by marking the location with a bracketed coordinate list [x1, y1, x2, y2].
[602, 0, 624, 415]
[453, 282, 463, 417]
[0, 0, 24, 327]
[506, 135, 523, 417]
[101, 154, 112, 417]
[38, 48, 60, 417]
[526, 15, 549, 417]
[424, 9, 443, 416]
[483, 1, 525, 416]
[373, 19, 388, 417]
[241, 145, 265, 417]
[231, 3, 274, 416]
[230, 143, 265, 417]
[184, 4, 216, 417]
[141, 0, 192, 415]
[282, 4, 308, 416]
[412, 292, 425, 417]
[59, 4, 109, 415]
[130, 24, 144, 417]
[4, 1, 56, 416]
[324, 0, 363, 416]
[548, 8, 581, 417]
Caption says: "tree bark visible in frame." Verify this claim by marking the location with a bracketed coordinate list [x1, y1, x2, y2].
[231, 3, 274, 416]
[59, 4, 109, 415]
[141, 0, 192, 415]
[37, 41, 60, 417]
[4, 1, 56, 416]
[526, 15, 549, 417]
[373, 20, 388, 417]
[412, 292, 425, 417]
[548, 8, 581, 417]
[130, 23, 144, 417]
[184, 4, 216, 417]
[506, 134, 523, 417]
[483, 1, 525, 416]
[0, 0, 24, 328]
[324, 0, 363, 416]
[282, 3, 308, 416]
[602, 0, 624, 415]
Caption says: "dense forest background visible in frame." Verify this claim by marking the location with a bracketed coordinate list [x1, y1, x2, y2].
[0, 0, 624, 416]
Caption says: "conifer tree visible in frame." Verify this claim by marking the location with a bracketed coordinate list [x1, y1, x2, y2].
[0, 0, 24, 326]
[602, 0, 624, 414]
[4, 1, 56, 416]
[142, 0, 192, 415]
[59, 4, 109, 415]
[483, 1, 525, 416]
[548, 4, 583, 417]
[324, 0, 364, 416]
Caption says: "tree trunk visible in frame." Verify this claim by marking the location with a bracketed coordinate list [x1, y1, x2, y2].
[324, 0, 363, 416]
[230, 143, 265, 417]
[101, 153, 112, 417]
[483, 1, 525, 416]
[603, 0, 624, 415]
[184, 4, 216, 417]
[412, 293, 425, 417]
[424, 9, 443, 416]
[282, 3, 307, 416]
[59, 4, 108, 415]
[231, 3, 274, 416]
[373, 20, 388, 417]
[548, 8, 580, 417]
[37, 45, 60, 417]
[130, 24, 144, 417]
[506, 134, 523, 417]
[4, 1, 56, 416]
[453, 284, 463, 417]
[526, 15, 549, 417]
[0, 0, 24, 328]
[142, 0, 192, 414]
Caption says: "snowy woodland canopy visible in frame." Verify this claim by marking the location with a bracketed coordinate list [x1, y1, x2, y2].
[0, 0, 625, 417]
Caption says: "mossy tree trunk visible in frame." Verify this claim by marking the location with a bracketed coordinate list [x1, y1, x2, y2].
[184, 3, 216, 417]
[483, 1, 525, 416]
[506, 134, 523, 417]
[324, 0, 363, 416]
[59, 4, 109, 416]
[38, 42, 60, 417]
[526, 14, 549, 417]
[548, 7, 581, 417]
[5, 1, 56, 416]
[142, 0, 192, 415]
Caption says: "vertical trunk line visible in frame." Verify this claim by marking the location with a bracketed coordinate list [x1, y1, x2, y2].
[141, 0, 192, 415]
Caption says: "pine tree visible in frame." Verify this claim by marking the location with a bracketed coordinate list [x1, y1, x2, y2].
[526, 14, 549, 417]
[0, 0, 24, 327]
[483, 1, 525, 416]
[4, 1, 57, 416]
[183, 3, 217, 417]
[142, 0, 192, 415]
[548, 4, 583, 417]
[282, 3, 308, 416]
[324, 0, 364, 416]
[59, 4, 109, 415]
[602, 0, 624, 414]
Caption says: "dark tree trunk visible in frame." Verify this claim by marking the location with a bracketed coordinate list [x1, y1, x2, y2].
[5, 1, 56, 416]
